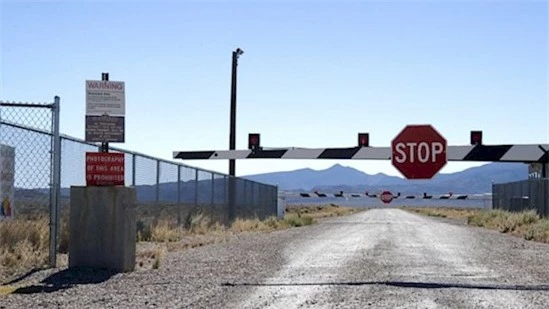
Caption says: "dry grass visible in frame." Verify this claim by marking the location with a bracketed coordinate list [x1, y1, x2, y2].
[230, 214, 316, 233]
[134, 211, 320, 269]
[230, 217, 279, 233]
[285, 204, 360, 219]
[139, 205, 347, 243]
[407, 207, 549, 244]
[136, 212, 226, 243]
[467, 209, 541, 237]
[405, 207, 480, 219]
[137, 212, 320, 268]
[524, 220, 549, 242]
[1, 203, 358, 277]
[135, 246, 168, 271]
[0, 217, 49, 277]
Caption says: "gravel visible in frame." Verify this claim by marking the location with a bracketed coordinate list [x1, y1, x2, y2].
[2, 208, 549, 308]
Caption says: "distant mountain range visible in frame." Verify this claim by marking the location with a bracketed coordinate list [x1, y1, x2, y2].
[15, 162, 528, 203]
[243, 163, 528, 194]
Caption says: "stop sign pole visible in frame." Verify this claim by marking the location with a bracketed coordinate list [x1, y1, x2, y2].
[391, 124, 448, 179]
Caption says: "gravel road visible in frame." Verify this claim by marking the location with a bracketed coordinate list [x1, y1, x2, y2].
[2, 208, 549, 308]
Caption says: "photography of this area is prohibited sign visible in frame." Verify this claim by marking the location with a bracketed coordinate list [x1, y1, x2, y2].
[85, 80, 125, 116]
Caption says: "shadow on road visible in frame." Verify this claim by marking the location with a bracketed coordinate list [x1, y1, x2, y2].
[2, 267, 45, 286]
[10, 267, 118, 295]
[222, 280, 549, 291]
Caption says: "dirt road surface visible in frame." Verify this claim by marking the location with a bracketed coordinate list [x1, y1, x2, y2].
[2, 209, 549, 308]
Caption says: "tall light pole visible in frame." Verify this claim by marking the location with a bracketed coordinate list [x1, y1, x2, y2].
[228, 48, 243, 224]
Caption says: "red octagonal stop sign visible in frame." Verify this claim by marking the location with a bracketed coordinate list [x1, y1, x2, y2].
[380, 191, 393, 204]
[391, 124, 447, 179]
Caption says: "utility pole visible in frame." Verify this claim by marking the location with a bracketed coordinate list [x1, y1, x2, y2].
[229, 48, 243, 176]
[228, 48, 244, 224]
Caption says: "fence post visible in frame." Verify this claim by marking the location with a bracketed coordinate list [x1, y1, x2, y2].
[544, 178, 549, 218]
[156, 160, 160, 203]
[528, 179, 535, 213]
[223, 175, 228, 209]
[177, 165, 182, 225]
[271, 186, 278, 217]
[131, 154, 136, 187]
[491, 182, 496, 210]
[49, 96, 61, 268]
[243, 179, 247, 218]
[194, 169, 199, 207]
[250, 181, 255, 213]
[211, 173, 215, 206]
[228, 176, 235, 224]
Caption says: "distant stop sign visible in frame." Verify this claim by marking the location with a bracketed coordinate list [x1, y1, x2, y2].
[380, 191, 393, 204]
[391, 124, 447, 179]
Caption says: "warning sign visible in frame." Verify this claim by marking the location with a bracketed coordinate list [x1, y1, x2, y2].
[85, 79, 126, 144]
[85, 80, 125, 116]
[86, 152, 125, 186]
[85, 115, 125, 143]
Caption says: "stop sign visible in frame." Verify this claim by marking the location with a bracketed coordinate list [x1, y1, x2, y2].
[391, 124, 447, 179]
[380, 191, 393, 204]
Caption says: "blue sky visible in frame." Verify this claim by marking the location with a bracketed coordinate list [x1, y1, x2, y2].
[1, 0, 547, 178]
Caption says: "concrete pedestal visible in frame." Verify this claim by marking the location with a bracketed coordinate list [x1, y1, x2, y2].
[68, 186, 136, 272]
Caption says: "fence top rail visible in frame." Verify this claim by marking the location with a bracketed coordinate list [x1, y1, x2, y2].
[0, 119, 276, 189]
[0, 101, 54, 108]
[493, 178, 549, 186]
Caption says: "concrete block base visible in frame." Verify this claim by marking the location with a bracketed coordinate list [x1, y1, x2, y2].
[69, 186, 137, 272]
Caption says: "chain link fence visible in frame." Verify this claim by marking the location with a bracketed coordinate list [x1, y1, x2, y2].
[59, 134, 279, 225]
[0, 99, 61, 268]
[0, 98, 278, 268]
[492, 178, 549, 217]
[61, 140, 278, 225]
